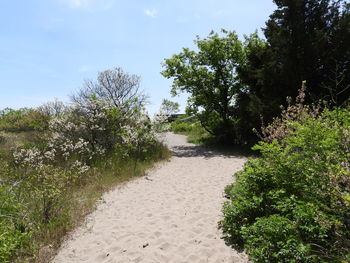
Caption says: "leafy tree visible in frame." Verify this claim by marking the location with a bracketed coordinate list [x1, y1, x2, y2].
[263, 0, 350, 104]
[236, 0, 350, 144]
[161, 30, 246, 143]
[159, 99, 180, 116]
[234, 33, 277, 145]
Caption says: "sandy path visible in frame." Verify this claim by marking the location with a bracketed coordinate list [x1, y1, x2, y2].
[53, 133, 248, 263]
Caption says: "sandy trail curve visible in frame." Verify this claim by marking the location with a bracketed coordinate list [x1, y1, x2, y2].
[53, 133, 248, 263]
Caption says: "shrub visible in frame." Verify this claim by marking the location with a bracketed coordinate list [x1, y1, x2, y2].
[256, 83, 320, 143]
[0, 108, 49, 132]
[171, 120, 196, 133]
[221, 108, 350, 262]
[10, 96, 158, 223]
[0, 182, 29, 263]
[170, 118, 213, 145]
[119, 107, 157, 160]
[241, 215, 311, 262]
[0, 222, 27, 263]
[0, 67, 168, 262]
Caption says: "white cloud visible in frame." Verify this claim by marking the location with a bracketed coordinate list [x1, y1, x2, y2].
[144, 8, 158, 18]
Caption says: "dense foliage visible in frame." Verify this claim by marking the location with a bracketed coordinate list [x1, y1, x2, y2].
[162, 0, 350, 146]
[0, 108, 49, 132]
[221, 107, 350, 262]
[161, 30, 246, 143]
[0, 67, 169, 262]
[236, 0, 350, 144]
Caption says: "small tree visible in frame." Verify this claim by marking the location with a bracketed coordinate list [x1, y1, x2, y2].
[161, 30, 246, 143]
[159, 99, 180, 116]
[153, 99, 180, 132]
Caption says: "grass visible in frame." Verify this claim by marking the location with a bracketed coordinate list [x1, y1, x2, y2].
[0, 131, 171, 263]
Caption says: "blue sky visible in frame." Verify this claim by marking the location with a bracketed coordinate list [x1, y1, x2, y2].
[0, 0, 276, 115]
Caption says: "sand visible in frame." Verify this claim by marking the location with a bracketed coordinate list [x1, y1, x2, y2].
[52, 132, 248, 263]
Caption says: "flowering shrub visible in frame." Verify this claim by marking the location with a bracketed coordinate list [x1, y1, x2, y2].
[153, 112, 171, 132]
[120, 109, 156, 159]
[47, 114, 105, 162]
[10, 93, 160, 223]
[256, 83, 321, 143]
[0, 67, 169, 262]
[13, 144, 90, 223]
[49, 97, 109, 156]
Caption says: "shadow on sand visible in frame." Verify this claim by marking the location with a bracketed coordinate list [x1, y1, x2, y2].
[170, 145, 236, 159]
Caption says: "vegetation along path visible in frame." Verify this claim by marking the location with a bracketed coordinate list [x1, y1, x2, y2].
[53, 133, 248, 263]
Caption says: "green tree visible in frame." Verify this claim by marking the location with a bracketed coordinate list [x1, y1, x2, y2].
[159, 99, 180, 116]
[263, 0, 350, 104]
[234, 33, 276, 145]
[161, 30, 246, 143]
[236, 0, 350, 144]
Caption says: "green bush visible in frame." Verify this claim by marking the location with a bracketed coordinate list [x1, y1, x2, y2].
[170, 117, 215, 145]
[0, 108, 49, 132]
[221, 108, 350, 262]
[0, 222, 27, 263]
[171, 121, 196, 133]
[241, 214, 311, 262]
[0, 182, 29, 263]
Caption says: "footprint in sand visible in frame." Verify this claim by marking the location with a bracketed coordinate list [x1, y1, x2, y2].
[52, 133, 248, 263]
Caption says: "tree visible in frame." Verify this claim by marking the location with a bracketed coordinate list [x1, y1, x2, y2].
[262, 0, 350, 104]
[159, 99, 180, 116]
[235, 0, 350, 144]
[161, 30, 246, 143]
[234, 33, 278, 145]
[38, 98, 66, 118]
[72, 67, 148, 114]
[69, 67, 151, 152]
